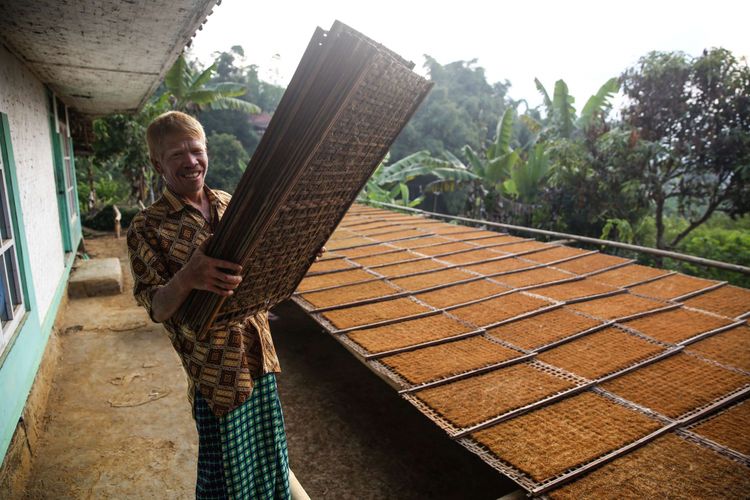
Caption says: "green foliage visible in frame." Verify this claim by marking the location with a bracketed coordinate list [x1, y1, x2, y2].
[205, 133, 249, 193]
[620, 48, 750, 249]
[164, 54, 260, 114]
[389, 57, 509, 160]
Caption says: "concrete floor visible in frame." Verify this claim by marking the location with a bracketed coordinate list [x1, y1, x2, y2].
[21, 235, 514, 499]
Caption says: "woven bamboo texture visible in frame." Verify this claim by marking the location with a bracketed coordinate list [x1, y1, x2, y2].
[536, 326, 667, 380]
[463, 258, 534, 276]
[176, 21, 432, 335]
[683, 285, 750, 318]
[374, 259, 446, 278]
[568, 293, 668, 320]
[470, 391, 662, 482]
[492, 267, 574, 289]
[532, 279, 620, 302]
[351, 250, 418, 267]
[629, 273, 718, 301]
[601, 353, 750, 418]
[346, 313, 473, 354]
[590, 264, 670, 288]
[621, 307, 733, 344]
[306, 258, 355, 274]
[522, 246, 592, 264]
[391, 268, 476, 292]
[554, 253, 631, 274]
[335, 244, 394, 258]
[686, 325, 750, 372]
[320, 297, 431, 330]
[379, 336, 523, 385]
[448, 292, 553, 327]
[300, 280, 401, 308]
[487, 308, 603, 350]
[547, 434, 750, 499]
[415, 280, 509, 309]
[388, 236, 452, 248]
[414, 362, 579, 429]
[296, 268, 375, 292]
[689, 400, 750, 455]
[414, 241, 476, 256]
[438, 248, 512, 265]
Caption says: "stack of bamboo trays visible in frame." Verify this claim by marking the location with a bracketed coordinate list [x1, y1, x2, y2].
[176, 20, 432, 337]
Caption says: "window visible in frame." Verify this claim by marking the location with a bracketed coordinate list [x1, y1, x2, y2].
[0, 114, 26, 352]
[56, 98, 77, 229]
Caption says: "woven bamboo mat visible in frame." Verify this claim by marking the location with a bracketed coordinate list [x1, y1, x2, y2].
[491, 267, 575, 288]
[346, 313, 474, 355]
[391, 268, 477, 292]
[531, 279, 621, 302]
[414, 280, 510, 309]
[554, 253, 632, 275]
[621, 307, 735, 344]
[447, 292, 554, 327]
[413, 241, 476, 256]
[683, 284, 750, 319]
[487, 308, 604, 351]
[412, 362, 580, 431]
[547, 433, 750, 499]
[437, 248, 512, 265]
[350, 250, 420, 267]
[176, 21, 432, 335]
[373, 258, 447, 278]
[629, 273, 720, 301]
[334, 244, 396, 258]
[536, 326, 667, 380]
[568, 293, 670, 320]
[296, 268, 376, 292]
[320, 297, 432, 330]
[306, 258, 356, 274]
[300, 280, 401, 308]
[463, 258, 535, 276]
[589, 263, 671, 288]
[521, 246, 593, 264]
[387, 236, 453, 249]
[470, 391, 662, 482]
[379, 336, 524, 385]
[687, 399, 750, 455]
[601, 352, 750, 419]
[686, 324, 750, 372]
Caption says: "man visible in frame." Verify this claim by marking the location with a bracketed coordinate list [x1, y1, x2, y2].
[127, 111, 290, 499]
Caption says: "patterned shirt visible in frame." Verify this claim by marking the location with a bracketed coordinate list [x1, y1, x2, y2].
[127, 186, 281, 417]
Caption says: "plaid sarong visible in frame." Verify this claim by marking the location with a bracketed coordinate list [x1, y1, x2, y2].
[194, 373, 291, 499]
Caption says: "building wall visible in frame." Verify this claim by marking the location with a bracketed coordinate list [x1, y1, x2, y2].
[0, 44, 67, 316]
[0, 44, 79, 462]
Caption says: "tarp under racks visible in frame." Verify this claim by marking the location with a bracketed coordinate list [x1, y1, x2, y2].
[176, 21, 432, 337]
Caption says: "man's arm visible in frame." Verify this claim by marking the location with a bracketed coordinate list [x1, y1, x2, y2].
[150, 242, 243, 322]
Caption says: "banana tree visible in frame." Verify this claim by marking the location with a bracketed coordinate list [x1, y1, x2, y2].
[534, 77, 619, 139]
[163, 54, 261, 114]
[360, 151, 479, 207]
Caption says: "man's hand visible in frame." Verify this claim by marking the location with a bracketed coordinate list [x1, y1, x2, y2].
[179, 240, 243, 297]
[150, 239, 243, 322]
[315, 246, 327, 262]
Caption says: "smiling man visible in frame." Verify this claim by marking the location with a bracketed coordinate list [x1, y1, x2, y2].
[126, 111, 290, 499]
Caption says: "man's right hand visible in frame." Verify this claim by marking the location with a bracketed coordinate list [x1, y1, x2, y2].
[178, 240, 243, 297]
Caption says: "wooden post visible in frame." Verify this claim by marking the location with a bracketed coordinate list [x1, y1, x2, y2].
[113, 205, 122, 239]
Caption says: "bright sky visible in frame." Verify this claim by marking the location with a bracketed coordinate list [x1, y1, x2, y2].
[191, 0, 749, 108]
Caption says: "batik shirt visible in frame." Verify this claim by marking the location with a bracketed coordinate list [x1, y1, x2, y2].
[127, 187, 281, 417]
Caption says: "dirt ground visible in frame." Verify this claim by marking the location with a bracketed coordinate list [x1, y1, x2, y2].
[21, 234, 515, 499]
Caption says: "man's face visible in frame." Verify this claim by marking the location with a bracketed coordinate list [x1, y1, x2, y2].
[153, 133, 208, 197]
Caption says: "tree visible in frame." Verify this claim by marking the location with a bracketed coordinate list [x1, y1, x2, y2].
[389, 56, 510, 160]
[162, 54, 261, 114]
[621, 48, 750, 250]
[205, 133, 249, 193]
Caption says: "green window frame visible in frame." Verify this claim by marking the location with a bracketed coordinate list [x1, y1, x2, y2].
[0, 113, 30, 356]
[47, 91, 81, 255]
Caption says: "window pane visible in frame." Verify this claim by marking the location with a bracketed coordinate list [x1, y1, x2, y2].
[0, 168, 10, 241]
[0, 256, 12, 322]
[4, 248, 20, 306]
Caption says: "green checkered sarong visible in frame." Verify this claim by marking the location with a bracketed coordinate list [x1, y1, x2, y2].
[194, 373, 290, 499]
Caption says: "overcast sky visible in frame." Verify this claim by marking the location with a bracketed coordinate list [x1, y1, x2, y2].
[190, 0, 749, 108]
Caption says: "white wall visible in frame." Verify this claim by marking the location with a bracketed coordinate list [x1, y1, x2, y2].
[0, 44, 67, 321]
